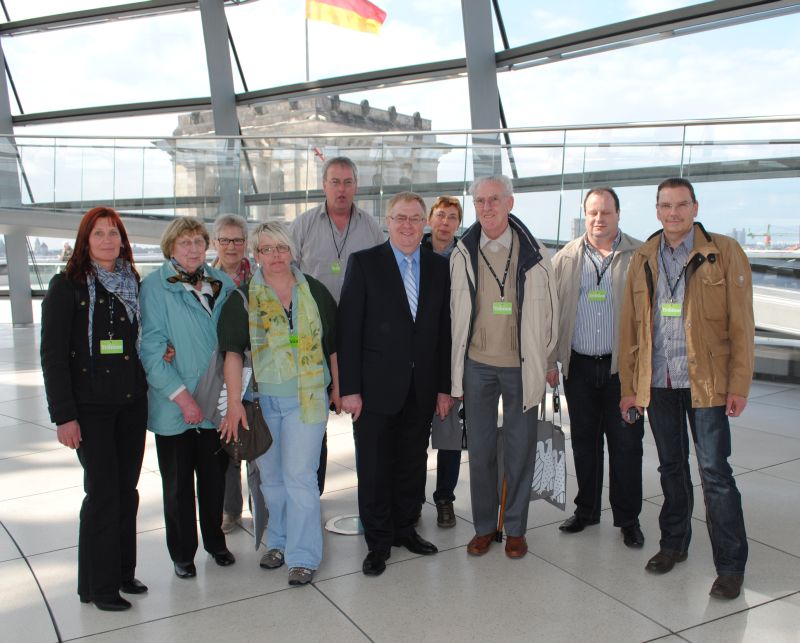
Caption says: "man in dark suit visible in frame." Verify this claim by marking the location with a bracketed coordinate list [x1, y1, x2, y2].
[338, 191, 453, 577]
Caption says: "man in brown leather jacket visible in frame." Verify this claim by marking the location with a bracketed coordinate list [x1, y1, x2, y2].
[619, 177, 754, 600]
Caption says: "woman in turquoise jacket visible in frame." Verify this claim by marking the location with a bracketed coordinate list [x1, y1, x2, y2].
[139, 217, 236, 579]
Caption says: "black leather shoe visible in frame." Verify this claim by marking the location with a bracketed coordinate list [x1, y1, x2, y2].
[710, 574, 743, 599]
[645, 550, 688, 574]
[362, 550, 390, 576]
[621, 524, 645, 548]
[212, 549, 236, 566]
[86, 595, 132, 611]
[120, 578, 148, 594]
[174, 561, 197, 579]
[393, 531, 438, 555]
[559, 514, 600, 533]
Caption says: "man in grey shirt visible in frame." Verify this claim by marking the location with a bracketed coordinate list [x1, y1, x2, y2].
[290, 156, 385, 303]
[546, 187, 644, 548]
[290, 156, 385, 493]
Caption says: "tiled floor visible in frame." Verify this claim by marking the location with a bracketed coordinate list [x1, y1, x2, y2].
[1, 303, 799, 642]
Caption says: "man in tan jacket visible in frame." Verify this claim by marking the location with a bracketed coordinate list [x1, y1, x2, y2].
[619, 177, 754, 600]
[546, 187, 644, 548]
[450, 175, 557, 559]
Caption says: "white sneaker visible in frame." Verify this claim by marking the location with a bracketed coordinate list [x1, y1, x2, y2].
[221, 513, 241, 534]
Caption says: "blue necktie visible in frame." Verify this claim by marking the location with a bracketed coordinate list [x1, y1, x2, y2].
[403, 256, 417, 320]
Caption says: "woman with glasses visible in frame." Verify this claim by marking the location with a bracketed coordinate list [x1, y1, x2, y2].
[217, 222, 339, 586]
[421, 196, 464, 529]
[210, 214, 253, 534]
[41, 207, 148, 612]
[139, 217, 236, 579]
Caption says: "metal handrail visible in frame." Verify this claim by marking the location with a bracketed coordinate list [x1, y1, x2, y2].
[9, 114, 800, 142]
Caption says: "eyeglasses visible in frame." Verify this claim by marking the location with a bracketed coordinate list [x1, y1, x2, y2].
[326, 178, 355, 187]
[473, 195, 503, 208]
[217, 237, 245, 247]
[432, 212, 460, 223]
[175, 237, 207, 250]
[656, 201, 693, 213]
[257, 244, 291, 255]
[389, 215, 424, 225]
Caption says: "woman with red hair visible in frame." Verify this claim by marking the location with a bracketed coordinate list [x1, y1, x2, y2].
[41, 206, 148, 612]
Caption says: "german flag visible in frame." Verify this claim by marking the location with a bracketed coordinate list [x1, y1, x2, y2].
[306, 0, 387, 34]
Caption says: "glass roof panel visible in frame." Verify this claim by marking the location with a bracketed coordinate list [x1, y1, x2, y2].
[497, 13, 800, 127]
[495, 0, 705, 48]
[225, 1, 465, 91]
[2, 1, 135, 21]
[2, 11, 209, 113]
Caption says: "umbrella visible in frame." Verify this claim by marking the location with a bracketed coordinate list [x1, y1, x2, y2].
[246, 460, 269, 549]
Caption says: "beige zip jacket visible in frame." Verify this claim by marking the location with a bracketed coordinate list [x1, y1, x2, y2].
[548, 232, 642, 378]
[450, 214, 558, 413]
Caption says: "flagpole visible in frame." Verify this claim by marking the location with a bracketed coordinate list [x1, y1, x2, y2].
[305, 18, 310, 82]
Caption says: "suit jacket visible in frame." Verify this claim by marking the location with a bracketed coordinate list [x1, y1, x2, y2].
[338, 240, 451, 417]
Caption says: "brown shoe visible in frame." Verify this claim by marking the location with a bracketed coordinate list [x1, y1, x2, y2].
[467, 533, 494, 556]
[709, 575, 743, 599]
[505, 535, 528, 559]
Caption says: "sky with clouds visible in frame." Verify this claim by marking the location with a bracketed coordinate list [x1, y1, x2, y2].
[2, 0, 799, 244]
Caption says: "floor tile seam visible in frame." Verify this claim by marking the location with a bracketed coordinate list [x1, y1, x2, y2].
[749, 387, 796, 400]
[0, 481, 84, 503]
[326, 459, 357, 472]
[639, 499, 800, 562]
[729, 421, 800, 438]
[744, 534, 800, 562]
[0, 418, 55, 432]
[0, 447, 67, 462]
[0, 414, 54, 429]
[670, 590, 800, 639]
[311, 583, 375, 642]
[60, 585, 305, 642]
[755, 468, 800, 486]
[524, 548, 677, 637]
[731, 423, 800, 441]
[0, 518, 63, 641]
[0, 395, 50, 406]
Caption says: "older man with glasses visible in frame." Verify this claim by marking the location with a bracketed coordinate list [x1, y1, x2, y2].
[450, 175, 557, 560]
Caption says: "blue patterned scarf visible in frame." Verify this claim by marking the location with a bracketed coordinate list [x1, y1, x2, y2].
[87, 258, 141, 357]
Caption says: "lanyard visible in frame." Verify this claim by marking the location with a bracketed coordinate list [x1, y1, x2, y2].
[659, 244, 688, 300]
[284, 300, 294, 332]
[478, 234, 514, 300]
[327, 210, 352, 261]
[107, 296, 115, 340]
[583, 244, 616, 286]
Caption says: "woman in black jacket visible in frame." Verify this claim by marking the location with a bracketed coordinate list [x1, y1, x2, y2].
[40, 206, 148, 612]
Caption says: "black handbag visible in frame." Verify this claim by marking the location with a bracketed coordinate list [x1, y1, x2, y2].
[222, 379, 272, 463]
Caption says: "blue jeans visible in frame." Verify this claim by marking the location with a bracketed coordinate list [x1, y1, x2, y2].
[648, 388, 747, 575]
[255, 394, 327, 570]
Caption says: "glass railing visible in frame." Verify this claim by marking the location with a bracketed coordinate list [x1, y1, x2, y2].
[3, 117, 799, 375]
[4, 115, 800, 250]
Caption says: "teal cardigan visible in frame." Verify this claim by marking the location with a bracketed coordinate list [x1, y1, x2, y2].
[139, 260, 234, 436]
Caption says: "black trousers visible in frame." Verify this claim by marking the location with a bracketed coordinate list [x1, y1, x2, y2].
[354, 384, 431, 553]
[563, 352, 644, 527]
[75, 400, 147, 601]
[155, 428, 228, 563]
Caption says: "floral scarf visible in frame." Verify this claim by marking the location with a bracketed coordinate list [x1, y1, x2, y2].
[248, 267, 327, 424]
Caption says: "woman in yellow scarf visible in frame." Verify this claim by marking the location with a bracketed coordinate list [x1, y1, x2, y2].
[217, 221, 339, 586]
